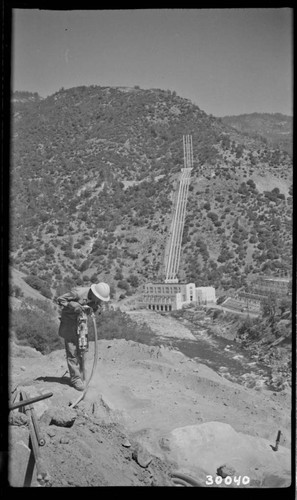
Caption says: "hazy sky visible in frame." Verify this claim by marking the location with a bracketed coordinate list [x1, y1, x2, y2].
[12, 8, 293, 116]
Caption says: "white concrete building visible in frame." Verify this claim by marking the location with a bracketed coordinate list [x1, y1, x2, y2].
[142, 282, 216, 311]
[196, 286, 216, 305]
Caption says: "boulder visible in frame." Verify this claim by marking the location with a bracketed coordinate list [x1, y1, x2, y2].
[49, 406, 76, 427]
[8, 426, 31, 487]
[8, 412, 28, 426]
[163, 421, 291, 485]
[217, 464, 237, 478]
[132, 444, 153, 468]
[122, 438, 131, 448]
[18, 386, 51, 418]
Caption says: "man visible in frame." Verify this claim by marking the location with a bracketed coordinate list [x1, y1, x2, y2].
[57, 282, 110, 391]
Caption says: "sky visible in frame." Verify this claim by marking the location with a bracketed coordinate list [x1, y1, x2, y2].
[11, 8, 293, 117]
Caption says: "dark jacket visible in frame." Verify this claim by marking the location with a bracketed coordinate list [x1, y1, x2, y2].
[57, 286, 100, 341]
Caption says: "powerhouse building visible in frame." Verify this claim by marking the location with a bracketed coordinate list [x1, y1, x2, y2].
[142, 282, 216, 311]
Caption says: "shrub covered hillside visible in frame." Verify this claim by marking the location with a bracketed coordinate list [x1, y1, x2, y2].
[220, 113, 293, 156]
[10, 86, 292, 299]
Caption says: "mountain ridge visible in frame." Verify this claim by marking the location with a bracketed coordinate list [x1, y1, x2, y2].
[219, 112, 292, 155]
[10, 85, 292, 300]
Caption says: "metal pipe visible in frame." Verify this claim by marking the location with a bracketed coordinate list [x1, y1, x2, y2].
[165, 170, 184, 280]
[168, 172, 183, 279]
[172, 168, 191, 279]
[21, 391, 51, 486]
[9, 392, 53, 411]
[173, 170, 185, 275]
[187, 135, 191, 167]
[30, 406, 46, 446]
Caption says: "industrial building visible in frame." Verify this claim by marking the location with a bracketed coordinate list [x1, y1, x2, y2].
[142, 282, 216, 312]
[233, 275, 291, 313]
[249, 276, 291, 297]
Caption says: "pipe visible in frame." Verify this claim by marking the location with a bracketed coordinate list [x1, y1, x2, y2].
[21, 391, 51, 486]
[70, 313, 98, 409]
[9, 392, 53, 411]
[30, 406, 46, 446]
[172, 478, 192, 487]
[171, 471, 202, 487]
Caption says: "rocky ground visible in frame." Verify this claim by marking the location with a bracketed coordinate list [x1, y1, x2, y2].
[7, 308, 292, 489]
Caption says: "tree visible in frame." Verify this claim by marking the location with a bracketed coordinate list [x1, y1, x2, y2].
[114, 268, 124, 280]
[128, 274, 139, 287]
[118, 279, 130, 291]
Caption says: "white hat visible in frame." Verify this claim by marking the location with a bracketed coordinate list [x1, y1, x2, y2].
[91, 282, 110, 302]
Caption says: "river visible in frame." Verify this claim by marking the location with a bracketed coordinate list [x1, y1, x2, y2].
[153, 319, 273, 391]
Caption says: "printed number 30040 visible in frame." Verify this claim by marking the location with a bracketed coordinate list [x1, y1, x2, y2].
[206, 475, 250, 486]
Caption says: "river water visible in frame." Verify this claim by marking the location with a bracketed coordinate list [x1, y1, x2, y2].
[154, 320, 273, 391]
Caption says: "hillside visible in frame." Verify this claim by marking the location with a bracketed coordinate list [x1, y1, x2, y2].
[10, 87, 292, 300]
[8, 258, 291, 487]
[9, 324, 291, 487]
[220, 113, 293, 155]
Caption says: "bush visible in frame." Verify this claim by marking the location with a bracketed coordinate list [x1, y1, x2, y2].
[207, 211, 219, 223]
[212, 309, 222, 320]
[11, 302, 63, 354]
[118, 279, 130, 291]
[114, 269, 124, 280]
[128, 274, 139, 287]
[44, 244, 55, 255]
[90, 273, 98, 283]
[237, 317, 259, 340]
[94, 309, 156, 345]
[64, 250, 76, 259]
[24, 275, 52, 299]
[79, 260, 90, 272]
[9, 284, 24, 298]
[216, 295, 226, 305]
[247, 179, 256, 189]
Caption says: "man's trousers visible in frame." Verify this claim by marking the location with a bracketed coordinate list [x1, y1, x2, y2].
[64, 339, 83, 383]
